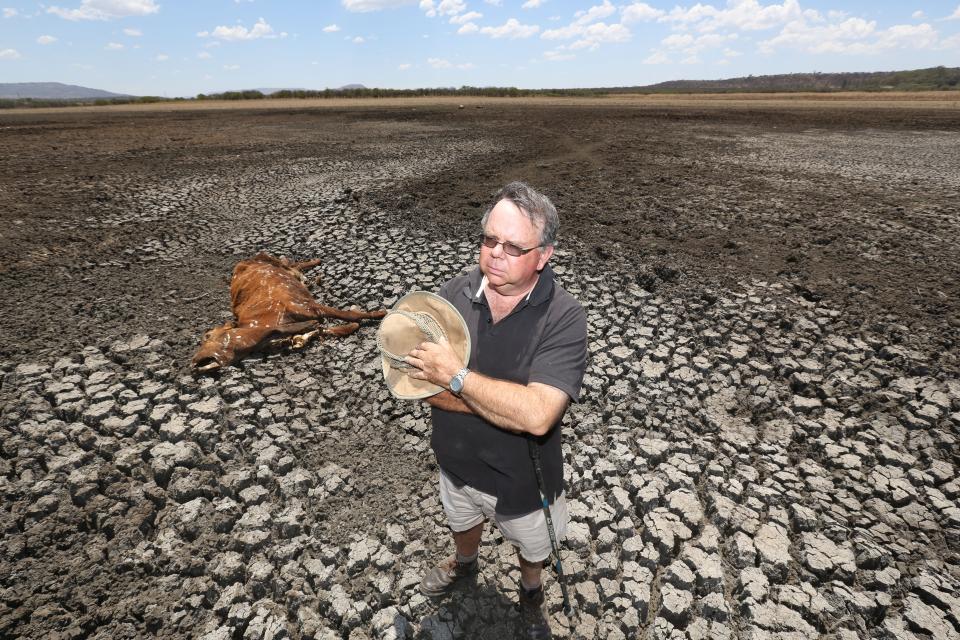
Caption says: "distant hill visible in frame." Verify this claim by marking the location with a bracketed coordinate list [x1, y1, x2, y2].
[0, 82, 131, 100]
[633, 66, 960, 93]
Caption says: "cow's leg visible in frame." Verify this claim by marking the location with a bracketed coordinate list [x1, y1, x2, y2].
[265, 321, 323, 350]
[290, 328, 321, 349]
[311, 304, 387, 322]
[271, 320, 321, 335]
[292, 258, 324, 272]
[322, 322, 361, 337]
[287, 322, 360, 348]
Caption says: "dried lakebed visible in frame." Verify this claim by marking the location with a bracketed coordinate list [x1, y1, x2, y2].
[1, 102, 959, 640]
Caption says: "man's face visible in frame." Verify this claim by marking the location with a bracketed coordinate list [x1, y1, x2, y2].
[479, 199, 554, 295]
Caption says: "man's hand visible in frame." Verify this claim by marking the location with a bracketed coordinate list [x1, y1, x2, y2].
[404, 339, 463, 390]
[404, 337, 569, 436]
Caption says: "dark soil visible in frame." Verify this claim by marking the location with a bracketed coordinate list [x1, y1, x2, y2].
[1, 99, 959, 639]
[2, 102, 957, 367]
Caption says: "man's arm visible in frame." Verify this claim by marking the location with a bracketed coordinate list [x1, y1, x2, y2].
[406, 341, 569, 436]
[425, 390, 473, 414]
[458, 374, 569, 436]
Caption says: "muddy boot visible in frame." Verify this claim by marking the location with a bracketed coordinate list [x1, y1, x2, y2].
[518, 584, 552, 640]
[419, 554, 479, 597]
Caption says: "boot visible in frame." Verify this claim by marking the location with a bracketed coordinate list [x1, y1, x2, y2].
[419, 554, 479, 597]
[518, 584, 552, 640]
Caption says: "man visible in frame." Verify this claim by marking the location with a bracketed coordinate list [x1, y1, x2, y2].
[403, 181, 588, 639]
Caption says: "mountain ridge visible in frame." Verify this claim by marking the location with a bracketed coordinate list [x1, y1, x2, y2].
[631, 66, 960, 93]
[0, 82, 130, 99]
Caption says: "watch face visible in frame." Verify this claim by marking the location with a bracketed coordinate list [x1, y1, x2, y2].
[451, 376, 463, 393]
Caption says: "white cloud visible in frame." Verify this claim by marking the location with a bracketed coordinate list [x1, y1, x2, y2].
[912, 10, 925, 20]
[723, 47, 741, 57]
[198, 18, 282, 41]
[352, 35, 365, 43]
[155, 53, 168, 61]
[323, 24, 341, 32]
[759, 16, 871, 53]
[123, 27, 141, 36]
[480, 18, 539, 38]
[0, 48, 21, 59]
[569, 21, 630, 50]
[421, 0, 465, 18]
[37, 35, 58, 44]
[543, 48, 574, 61]
[450, 10, 481, 24]
[621, 2, 664, 24]
[105, 41, 124, 50]
[662, 33, 693, 48]
[643, 50, 669, 64]
[457, 22, 479, 34]
[223, 64, 240, 70]
[522, 0, 545, 9]
[197, 51, 211, 59]
[661, 0, 815, 33]
[3, 8, 18, 18]
[663, 31, 737, 55]
[573, 0, 616, 25]
[398, 62, 412, 70]
[427, 56, 473, 69]
[875, 23, 938, 49]
[484, 0, 501, 5]
[941, 32, 960, 48]
[541, 24, 582, 39]
[342, 0, 415, 11]
[47, 0, 159, 21]
[680, 54, 700, 64]
[947, 5, 960, 20]
[760, 17, 942, 54]
[542, 0, 627, 44]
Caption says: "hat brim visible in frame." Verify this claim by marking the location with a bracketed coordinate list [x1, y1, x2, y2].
[378, 291, 471, 400]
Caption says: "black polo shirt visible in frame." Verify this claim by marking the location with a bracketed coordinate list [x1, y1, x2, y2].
[431, 263, 588, 516]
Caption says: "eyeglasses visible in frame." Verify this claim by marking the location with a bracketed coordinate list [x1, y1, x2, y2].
[479, 233, 541, 257]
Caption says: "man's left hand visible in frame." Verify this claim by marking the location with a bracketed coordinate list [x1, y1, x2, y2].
[404, 339, 463, 390]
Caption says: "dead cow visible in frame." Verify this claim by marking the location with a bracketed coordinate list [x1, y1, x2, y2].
[191, 252, 386, 372]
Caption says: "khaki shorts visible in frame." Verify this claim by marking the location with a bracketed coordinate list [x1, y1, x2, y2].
[438, 469, 569, 563]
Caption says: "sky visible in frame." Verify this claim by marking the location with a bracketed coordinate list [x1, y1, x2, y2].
[1, 0, 959, 96]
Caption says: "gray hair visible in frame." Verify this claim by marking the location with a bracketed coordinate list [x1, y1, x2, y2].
[481, 181, 559, 248]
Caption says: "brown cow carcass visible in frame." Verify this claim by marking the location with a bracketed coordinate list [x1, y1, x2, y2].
[191, 252, 386, 372]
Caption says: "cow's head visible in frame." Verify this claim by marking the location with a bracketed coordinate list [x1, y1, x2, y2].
[191, 323, 282, 373]
[191, 323, 239, 373]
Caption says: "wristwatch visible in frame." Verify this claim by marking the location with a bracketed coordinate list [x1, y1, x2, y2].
[449, 368, 470, 396]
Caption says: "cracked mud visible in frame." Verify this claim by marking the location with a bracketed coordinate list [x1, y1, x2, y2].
[1, 98, 959, 640]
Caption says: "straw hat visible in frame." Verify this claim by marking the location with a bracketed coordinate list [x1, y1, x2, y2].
[376, 291, 471, 400]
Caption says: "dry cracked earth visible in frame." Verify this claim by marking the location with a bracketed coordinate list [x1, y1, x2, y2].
[1, 99, 959, 640]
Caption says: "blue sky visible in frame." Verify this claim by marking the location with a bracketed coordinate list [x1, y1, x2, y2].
[1, 0, 959, 96]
